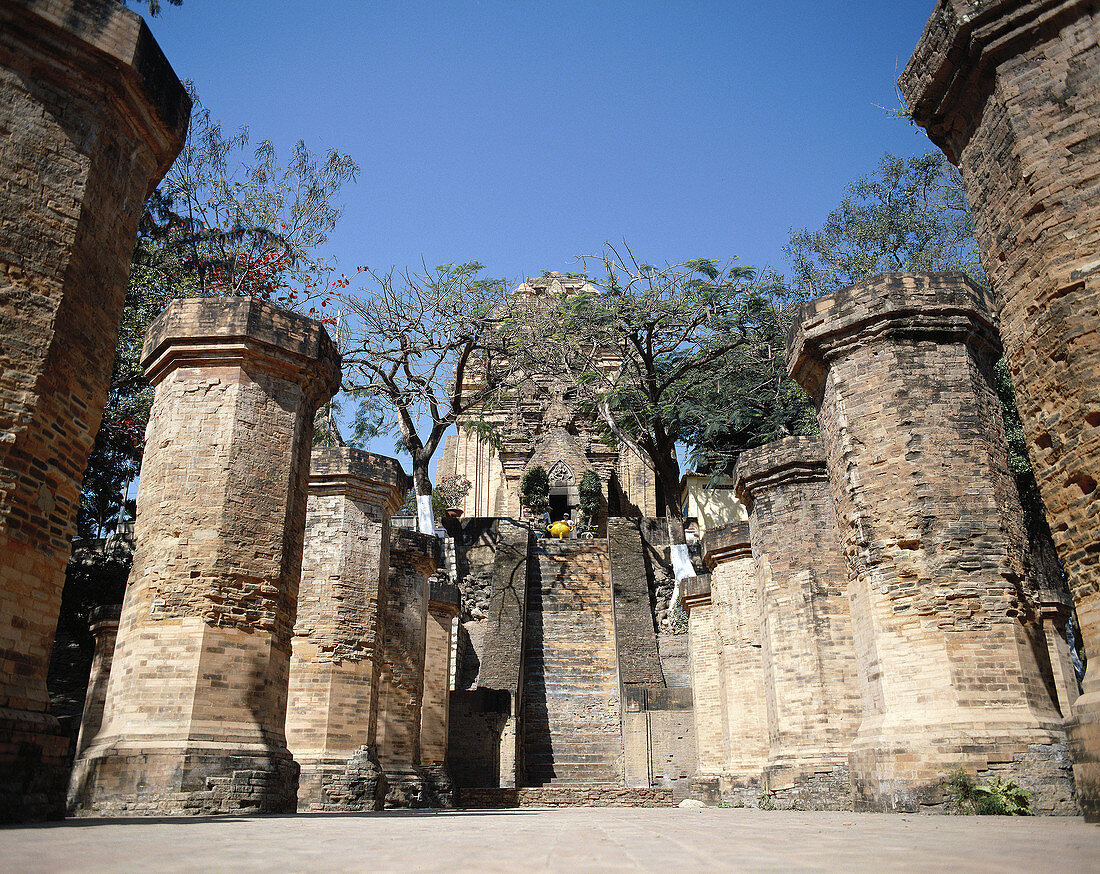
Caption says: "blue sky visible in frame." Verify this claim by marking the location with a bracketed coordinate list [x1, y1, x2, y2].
[146, 0, 941, 469]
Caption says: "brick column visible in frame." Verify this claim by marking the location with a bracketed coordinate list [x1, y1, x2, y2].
[899, 0, 1100, 818]
[789, 272, 1075, 814]
[286, 447, 407, 812]
[73, 606, 122, 761]
[680, 575, 725, 778]
[68, 296, 340, 816]
[421, 580, 460, 765]
[0, 0, 188, 821]
[734, 436, 861, 810]
[376, 529, 436, 806]
[703, 523, 768, 798]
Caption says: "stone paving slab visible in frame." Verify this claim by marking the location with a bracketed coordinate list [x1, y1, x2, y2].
[0, 808, 1097, 873]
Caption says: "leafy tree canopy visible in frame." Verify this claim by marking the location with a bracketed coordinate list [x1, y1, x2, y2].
[341, 262, 520, 531]
[786, 151, 984, 297]
[512, 244, 763, 546]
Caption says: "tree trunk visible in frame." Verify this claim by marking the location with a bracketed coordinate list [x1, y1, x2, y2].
[412, 458, 434, 535]
[655, 452, 694, 600]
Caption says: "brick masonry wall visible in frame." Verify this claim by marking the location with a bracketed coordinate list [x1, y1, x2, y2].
[607, 518, 664, 686]
[421, 584, 460, 764]
[68, 297, 339, 816]
[377, 530, 435, 777]
[72, 606, 121, 761]
[287, 447, 406, 811]
[705, 524, 768, 784]
[447, 688, 512, 788]
[682, 579, 724, 776]
[459, 785, 673, 808]
[621, 686, 696, 800]
[735, 437, 861, 810]
[789, 272, 1076, 814]
[899, 0, 1100, 818]
[0, 0, 188, 822]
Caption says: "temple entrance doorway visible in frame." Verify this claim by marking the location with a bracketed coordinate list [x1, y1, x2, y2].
[549, 491, 572, 522]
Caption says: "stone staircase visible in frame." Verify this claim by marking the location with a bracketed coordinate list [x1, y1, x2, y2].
[522, 540, 623, 787]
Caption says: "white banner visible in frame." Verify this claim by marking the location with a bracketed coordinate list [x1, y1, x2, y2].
[669, 541, 694, 608]
[416, 493, 435, 535]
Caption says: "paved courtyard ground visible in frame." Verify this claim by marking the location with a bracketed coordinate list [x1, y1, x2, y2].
[0, 807, 1096, 872]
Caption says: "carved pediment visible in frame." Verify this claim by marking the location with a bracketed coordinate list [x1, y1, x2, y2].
[547, 459, 576, 487]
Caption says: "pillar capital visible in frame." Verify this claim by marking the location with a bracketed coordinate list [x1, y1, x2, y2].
[428, 579, 461, 618]
[141, 296, 341, 407]
[734, 436, 827, 512]
[786, 272, 1000, 401]
[87, 604, 122, 635]
[391, 529, 442, 566]
[678, 574, 712, 613]
[309, 447, 409, 519]
[701, 522, 752, 571]
[898, 0, 1093, 162]
[1, 0, 191, 180]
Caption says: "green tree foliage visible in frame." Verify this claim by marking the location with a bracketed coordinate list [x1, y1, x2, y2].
[781, 150, 1060, 594]
[341, 262, 521, 532]
[521, 467, 550, 516]
[78, 97, 359, 536]
[163, 93, 359, 314]
[122, 0, 182, 16]
[681, 269, 818, 477]
[578, 470, 602, 530]
[786, 152, 983, 297]
[516, 245, 762, 546]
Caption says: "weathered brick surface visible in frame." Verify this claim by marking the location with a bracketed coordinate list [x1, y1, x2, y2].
[681, 577, 723, 776]
[522, 541, 623, 787]
[421, 581, 459, 766]
[459, 785, 673, 808]
[789, 272, 1076, 814]
[376, 529, 437, 806]
[287, 447, 406, 812]
[0, 0, 188, 822]
[900, 0, 1100, 818]
[622, 684, 697, 800]
[72, 605, 121, 761]
[683, 523, 768, 792]
[607, 518, 664, 686]
[68, 296, 340, 816]
[735, 437, 861, 810]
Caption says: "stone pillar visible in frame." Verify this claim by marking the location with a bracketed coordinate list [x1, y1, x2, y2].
[73, 606, 122, 761]
[680, 575, 725, 779]
[734, 436, 861, 810]
[421, 580, 460, 765]
[703, 523, 768, 797]
[376, 528, 436, 805]
[68, 296, 340, 816]
[899, 0, 1100, 818]
[788, 272, 1075, 813]
[286, 447, 407, 812]
[0, 0, 188, 821]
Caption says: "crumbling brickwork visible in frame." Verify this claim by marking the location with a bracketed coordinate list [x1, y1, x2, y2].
[899, 0, 1100, 818]
[287, 447, 407, 811]
[735, 437, 861, 810]
[789, 272, 1076, 814]
[68, 296, 340, 816]
[0, 0, 188, 821]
